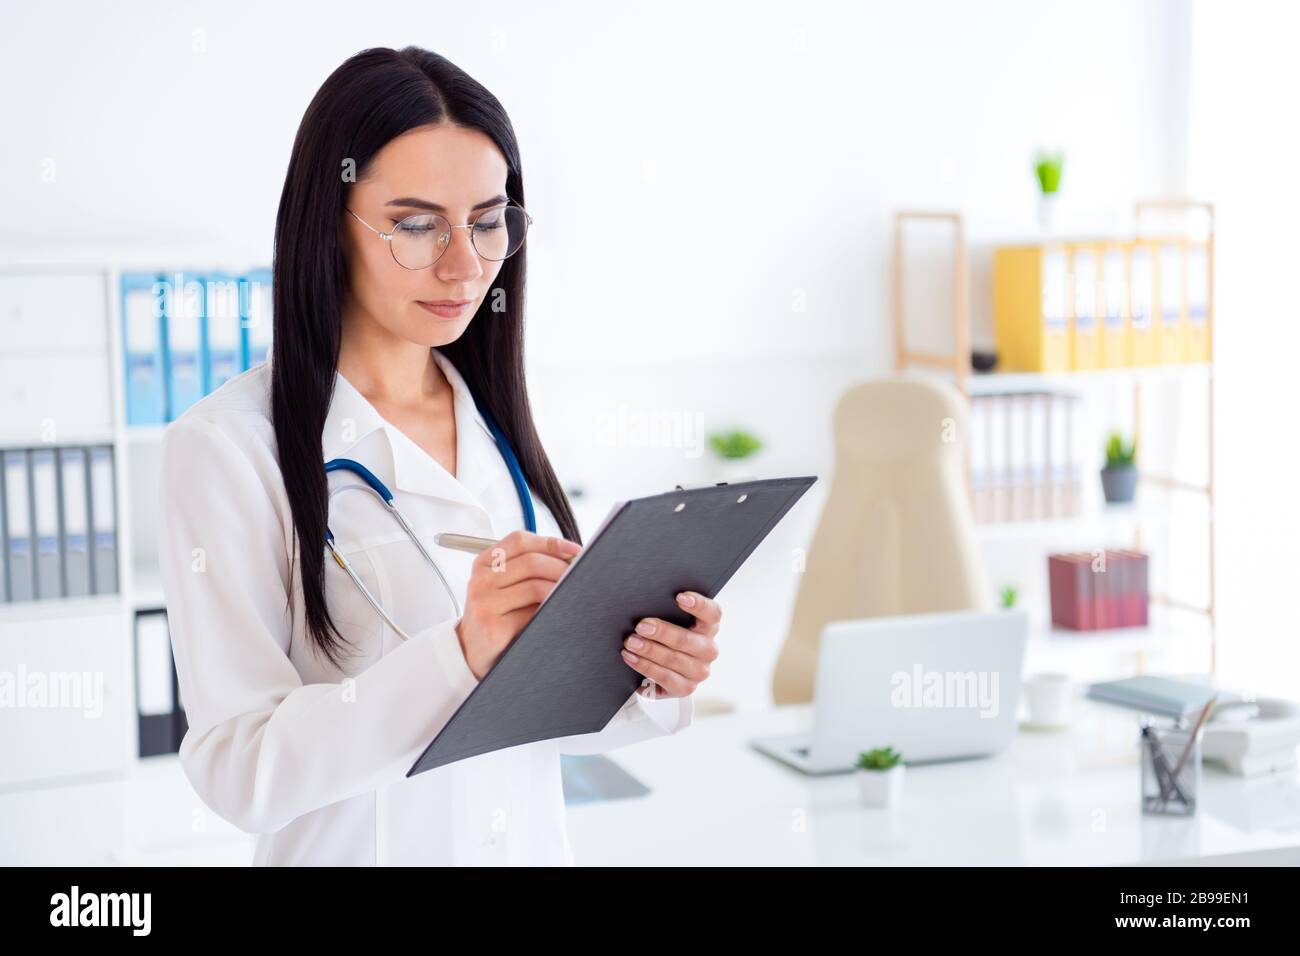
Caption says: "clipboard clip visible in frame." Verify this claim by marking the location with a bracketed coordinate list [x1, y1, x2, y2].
[673, 481, 731, 491]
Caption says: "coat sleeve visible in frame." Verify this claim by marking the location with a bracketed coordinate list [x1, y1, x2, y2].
[555, 686, 695, 756]
[528, 495, 696, 755]
[159, 415, 480, 835]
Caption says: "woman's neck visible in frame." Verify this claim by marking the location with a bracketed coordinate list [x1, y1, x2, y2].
[337, 317, 449, 408]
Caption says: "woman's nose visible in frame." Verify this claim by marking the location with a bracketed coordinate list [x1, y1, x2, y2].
[434, 227, 484, 281]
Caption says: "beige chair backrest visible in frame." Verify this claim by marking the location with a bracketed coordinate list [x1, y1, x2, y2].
[772, 374, 990, 705]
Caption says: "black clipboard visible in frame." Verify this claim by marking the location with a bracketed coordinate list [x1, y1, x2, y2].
[407, 474, 817, 775]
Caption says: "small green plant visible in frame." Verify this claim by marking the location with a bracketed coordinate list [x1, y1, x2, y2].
[1000, 585, 1019, 609]
[1034, 150, 1065, 194]
[1105, 432, 1137, 469]
[856, 746, 903, 771]
[708, 430, 763, 460]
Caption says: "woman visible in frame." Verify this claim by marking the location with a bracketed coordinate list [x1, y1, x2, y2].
[158, 45, 722, 866]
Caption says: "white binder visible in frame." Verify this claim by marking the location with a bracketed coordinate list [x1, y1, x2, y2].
[89, 446, 118, 594]
[30, 448, 61, 599]
[3, 450, 33, 602]
[59, 447, 91, 597]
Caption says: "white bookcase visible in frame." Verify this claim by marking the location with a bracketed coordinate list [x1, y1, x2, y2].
[891, 202, 1217, 683]
[0, 244, 268, 791]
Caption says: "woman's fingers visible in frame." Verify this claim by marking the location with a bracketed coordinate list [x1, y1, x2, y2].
[620, 616, 716, 684]
[490, 549, 574, 589]
[475, 529, 581, 571]
[468, 531, 582, 615]
[675, 590, 722, 634]
[619, 649, 694, 697]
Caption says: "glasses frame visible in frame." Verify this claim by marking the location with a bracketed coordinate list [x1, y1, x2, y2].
[346, 200, 534, 270]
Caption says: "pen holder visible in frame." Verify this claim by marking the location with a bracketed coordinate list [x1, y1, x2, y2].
[1139, 717, 1202, 816]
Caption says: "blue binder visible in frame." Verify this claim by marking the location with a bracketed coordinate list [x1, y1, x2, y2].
[120, 273, 167, 425]
[163, 271, 207, 419]
[204, 272, 243, 391]
[242, 267, 274, 368]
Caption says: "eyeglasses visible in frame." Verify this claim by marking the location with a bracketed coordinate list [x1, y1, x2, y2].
[346, 201, 533, 270]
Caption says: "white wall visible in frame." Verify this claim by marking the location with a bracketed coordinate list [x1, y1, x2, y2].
[0, 0, 1193, 710]
[1187, 0, 1300, 699]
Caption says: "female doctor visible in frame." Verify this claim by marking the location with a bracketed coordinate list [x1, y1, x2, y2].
[157, 45, 722, 866]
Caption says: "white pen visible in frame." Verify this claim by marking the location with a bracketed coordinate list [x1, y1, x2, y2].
[434, 532, 499, 554]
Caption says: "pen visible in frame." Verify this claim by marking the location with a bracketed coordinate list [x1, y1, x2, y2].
[1170, 696, 1217, 781]
[434, 532, 498, 554]
[1142, 725, 1186, 806]
[435, 532, 588, 557]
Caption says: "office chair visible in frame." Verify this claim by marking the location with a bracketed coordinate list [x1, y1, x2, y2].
[771, 374, 990, 705]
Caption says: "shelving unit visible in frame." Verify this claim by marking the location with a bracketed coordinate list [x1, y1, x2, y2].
[0, 245, 268, 792]
[891, 200, 1217, 680]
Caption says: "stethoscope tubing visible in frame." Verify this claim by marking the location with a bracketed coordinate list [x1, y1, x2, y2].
[322, 393, 534, 642]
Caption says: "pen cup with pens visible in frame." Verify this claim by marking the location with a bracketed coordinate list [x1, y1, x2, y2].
[1139, 716, 1204, 816]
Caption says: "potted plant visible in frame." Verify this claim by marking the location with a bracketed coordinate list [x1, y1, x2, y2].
[1034, 149, 1064, 234]
[707, 429, 763, 484]
[1000, 585, 1019, 609]
[1100, 432, 1138, 504]
[855, 746, 905, 807]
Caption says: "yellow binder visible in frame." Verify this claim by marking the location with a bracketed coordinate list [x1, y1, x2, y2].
[1069, 243, 1101, 370]
[993, 243, 1070, 372]
[1156, 241, 1187, 364]
[1099, 242, 1130, 367]
[1185, 240, 1211, 362]
[1129, 242, 1158, 365]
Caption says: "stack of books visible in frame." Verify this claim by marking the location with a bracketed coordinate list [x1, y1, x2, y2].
[1048, 549, 1149, 630]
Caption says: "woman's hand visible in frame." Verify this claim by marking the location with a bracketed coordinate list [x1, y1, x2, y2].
[456, 529, 583, 681]
[620, 592, 721, 699]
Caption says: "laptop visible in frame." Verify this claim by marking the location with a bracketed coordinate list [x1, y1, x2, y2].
[752, 609, 1029, 774]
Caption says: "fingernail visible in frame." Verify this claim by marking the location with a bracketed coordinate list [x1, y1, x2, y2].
[677, 592, 697, 608]
[621, 649, 638, 662]
[635, 620, 656, 636]
[561, 539, 582, 554]
[626, 635, 644, 650]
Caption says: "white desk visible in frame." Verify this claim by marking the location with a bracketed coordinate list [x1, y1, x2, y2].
[4, 699, 1296, 866]
[566, 700, 1300, 866]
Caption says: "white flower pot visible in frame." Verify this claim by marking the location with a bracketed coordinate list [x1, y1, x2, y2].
[711, 457, 759, 485]
[1037, 192, 1059, 235]
[856, 764, 905, 807]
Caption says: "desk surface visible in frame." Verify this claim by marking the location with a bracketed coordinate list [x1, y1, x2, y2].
[566, 700, 1300, 866]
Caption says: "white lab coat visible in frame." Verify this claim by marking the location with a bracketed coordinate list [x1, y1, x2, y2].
[157, 347, 694, 865]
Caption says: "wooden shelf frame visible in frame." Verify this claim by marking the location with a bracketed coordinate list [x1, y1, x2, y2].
[891, 200, 1218, 675]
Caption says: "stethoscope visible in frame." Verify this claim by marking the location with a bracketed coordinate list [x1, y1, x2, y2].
[324, 389, 536, 642]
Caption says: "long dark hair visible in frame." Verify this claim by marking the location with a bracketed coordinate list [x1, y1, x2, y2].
[271, 45, 581, 668]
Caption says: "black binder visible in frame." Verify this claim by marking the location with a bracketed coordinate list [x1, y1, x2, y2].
[408, 475, 817, 775]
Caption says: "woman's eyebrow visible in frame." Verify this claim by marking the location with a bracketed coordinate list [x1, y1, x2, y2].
[385, 194, 508, 213]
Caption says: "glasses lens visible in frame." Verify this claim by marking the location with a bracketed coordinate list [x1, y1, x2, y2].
[472, 205, 529, 261]
[390, 214, 449, 269]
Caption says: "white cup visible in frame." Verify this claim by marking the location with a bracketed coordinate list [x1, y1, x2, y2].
[1024, 673, 1072, 728]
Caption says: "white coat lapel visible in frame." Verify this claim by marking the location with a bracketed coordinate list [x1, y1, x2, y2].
[321, 348, 508, 516]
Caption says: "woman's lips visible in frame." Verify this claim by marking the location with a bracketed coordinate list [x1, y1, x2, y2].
[417, 300, 471, 318]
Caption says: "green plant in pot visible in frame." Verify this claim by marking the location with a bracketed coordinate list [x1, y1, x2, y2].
[1034, 149, 1065, 234]
[855, 746, 905, 807]
[1100, 432, 1138, 504]
[707, 429, 763, 484]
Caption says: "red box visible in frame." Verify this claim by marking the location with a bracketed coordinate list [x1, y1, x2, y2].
[1048, 549, 1149, 630]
